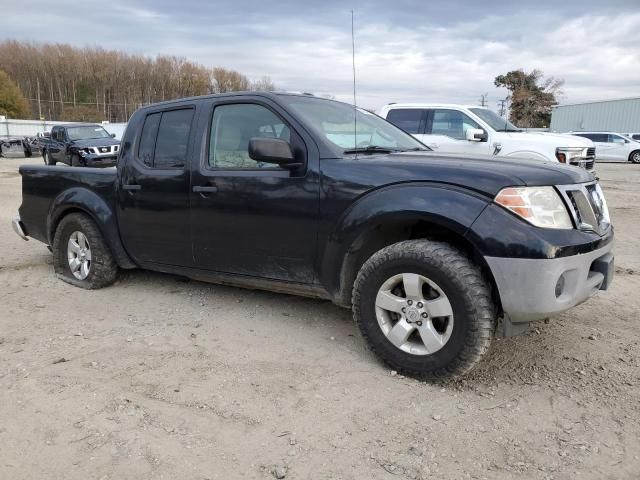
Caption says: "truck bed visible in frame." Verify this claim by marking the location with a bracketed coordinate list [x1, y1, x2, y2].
[18, 165, 117, 244]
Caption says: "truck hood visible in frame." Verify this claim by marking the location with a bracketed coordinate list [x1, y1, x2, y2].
[70, 137, 120, 148]
[341, 151, 594, 198]
[500, 131, 593, 148]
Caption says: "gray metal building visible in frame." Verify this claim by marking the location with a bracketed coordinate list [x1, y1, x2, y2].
[550, 97, 640, 133]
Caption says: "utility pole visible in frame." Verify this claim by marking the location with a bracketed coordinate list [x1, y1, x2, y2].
[479, 93, 488, 107]
[497, 98, 508, 117]
[36, 77, 43, 120]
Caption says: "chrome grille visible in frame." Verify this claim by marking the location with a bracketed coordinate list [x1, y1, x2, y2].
[557, 182, 610, 236]
[570, 147, 596, 171]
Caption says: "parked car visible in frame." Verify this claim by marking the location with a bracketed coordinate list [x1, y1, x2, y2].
[568, 132, 640, 163]
[30, 131, 51, 152]
[379, 103, 596, 172]
[0, 137, 33, 158]
[41, 123, 120, 167]
[12, 93, 614, 378]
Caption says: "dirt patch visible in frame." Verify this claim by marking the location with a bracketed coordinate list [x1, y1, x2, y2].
[0, 157, 639, 480]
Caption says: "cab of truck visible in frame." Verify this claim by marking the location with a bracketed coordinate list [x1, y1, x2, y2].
[379, 103, 596, 172]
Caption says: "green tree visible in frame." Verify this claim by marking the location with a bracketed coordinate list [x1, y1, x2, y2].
[494, 69, 563, 128]
[0, 69, 30, 118]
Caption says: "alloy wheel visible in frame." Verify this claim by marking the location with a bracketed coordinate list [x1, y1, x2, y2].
[375, 273, 454, 355]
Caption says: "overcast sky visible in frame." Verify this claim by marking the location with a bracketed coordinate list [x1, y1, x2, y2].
[3, 0, 640, 110]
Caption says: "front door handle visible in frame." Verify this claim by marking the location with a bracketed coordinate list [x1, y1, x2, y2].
[122, 184, 141, 191]
[193, 185, 218, 193]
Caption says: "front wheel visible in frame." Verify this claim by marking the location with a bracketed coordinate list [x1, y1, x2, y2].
[44, 150, 56, 166]
[52, 213, 118, 289]
[352, 239, 496, 379]
[629, 150, 640, 164]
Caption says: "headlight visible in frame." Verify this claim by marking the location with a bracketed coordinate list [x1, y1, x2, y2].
[556, 147, 586, 163]
[494, 186, 573, 229]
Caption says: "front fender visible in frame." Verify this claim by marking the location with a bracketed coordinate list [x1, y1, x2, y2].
[48, 187, 135, 268]
[319, 183, 490, 302]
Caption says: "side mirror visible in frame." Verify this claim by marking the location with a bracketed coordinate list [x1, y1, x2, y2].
[466, 128, 488, 142]
[110, 133, 116, 138]
[248, 138, 301, 167]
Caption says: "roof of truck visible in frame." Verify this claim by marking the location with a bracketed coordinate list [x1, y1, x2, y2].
[381, 103, 489, 110]
[134, 91, 325, 111]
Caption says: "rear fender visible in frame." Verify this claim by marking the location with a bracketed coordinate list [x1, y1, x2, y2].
[48, 187, 135, 268]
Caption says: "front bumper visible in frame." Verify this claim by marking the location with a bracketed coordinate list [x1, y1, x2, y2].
[12, 215, 29, 241]
[81, 154, 117, 167]
[485, 239, 614, 327]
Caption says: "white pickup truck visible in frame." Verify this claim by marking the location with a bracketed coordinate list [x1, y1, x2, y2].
[379, 103, 596, 172]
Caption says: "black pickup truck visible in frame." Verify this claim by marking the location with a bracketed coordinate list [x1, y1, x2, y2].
[41, 123, 120, 167]
[12, 93, 614, 378]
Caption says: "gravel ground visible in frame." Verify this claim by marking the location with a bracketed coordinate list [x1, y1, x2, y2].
[1, 156, 638, 480]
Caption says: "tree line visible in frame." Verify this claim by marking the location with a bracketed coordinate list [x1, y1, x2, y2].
[0, 40, 275, 122]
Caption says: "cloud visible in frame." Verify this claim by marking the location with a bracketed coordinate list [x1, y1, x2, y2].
[2, 1, 639, 110]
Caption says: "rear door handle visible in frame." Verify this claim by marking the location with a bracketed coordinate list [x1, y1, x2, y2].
[122, 184, 141, 191]
[193, 185, 218, 193]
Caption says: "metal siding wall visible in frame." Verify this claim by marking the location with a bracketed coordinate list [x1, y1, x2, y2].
[550, 98, 640, 133]
[0, 119, 128, 139]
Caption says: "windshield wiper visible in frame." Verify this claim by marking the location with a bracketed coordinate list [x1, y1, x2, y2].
[496, 128, 522, 132]
[343, 146, 398, 154]
[398, 147, 429, 152]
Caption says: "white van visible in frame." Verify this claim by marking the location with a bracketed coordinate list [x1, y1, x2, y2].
[379, 103, 595, 172]
[569, 132, 640, 163]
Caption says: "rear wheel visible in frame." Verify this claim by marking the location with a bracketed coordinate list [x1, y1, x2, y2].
[352, 239, 496, 379]
[629, 150, 640, 164]
[52, 213, 118, 289]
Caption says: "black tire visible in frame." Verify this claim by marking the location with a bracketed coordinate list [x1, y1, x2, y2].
[52, 213, 118, 289]
[44, 150, 56, 166]
[71, 154, 82, 167]
[352, 239, 495, 379]
[629, 150, 640, 164]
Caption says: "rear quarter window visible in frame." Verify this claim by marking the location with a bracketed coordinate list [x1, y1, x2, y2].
[385, 109, 424, 134]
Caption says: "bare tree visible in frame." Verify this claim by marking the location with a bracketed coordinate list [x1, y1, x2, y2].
[0, 40, 276, 121]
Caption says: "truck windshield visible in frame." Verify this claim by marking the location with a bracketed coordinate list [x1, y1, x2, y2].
[469, 108, 521, 132]
[280, 95, 428, 155]
[66, 126, 112, 141]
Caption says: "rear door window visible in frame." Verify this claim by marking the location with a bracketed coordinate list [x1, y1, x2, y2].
[385, 109, 425, 134]
[137, 108, 194, 168]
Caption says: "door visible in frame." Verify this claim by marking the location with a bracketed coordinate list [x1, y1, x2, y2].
[607, 134, 630, 161]
[585, 133, 615, 161]
[190, 99, 320, 284]
[117, 106, 196, 266]
[423, 109, 491, 155]
[49, 127, 66, 163]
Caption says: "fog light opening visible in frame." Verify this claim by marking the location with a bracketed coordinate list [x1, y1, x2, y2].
[555, 274, 566, 298]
